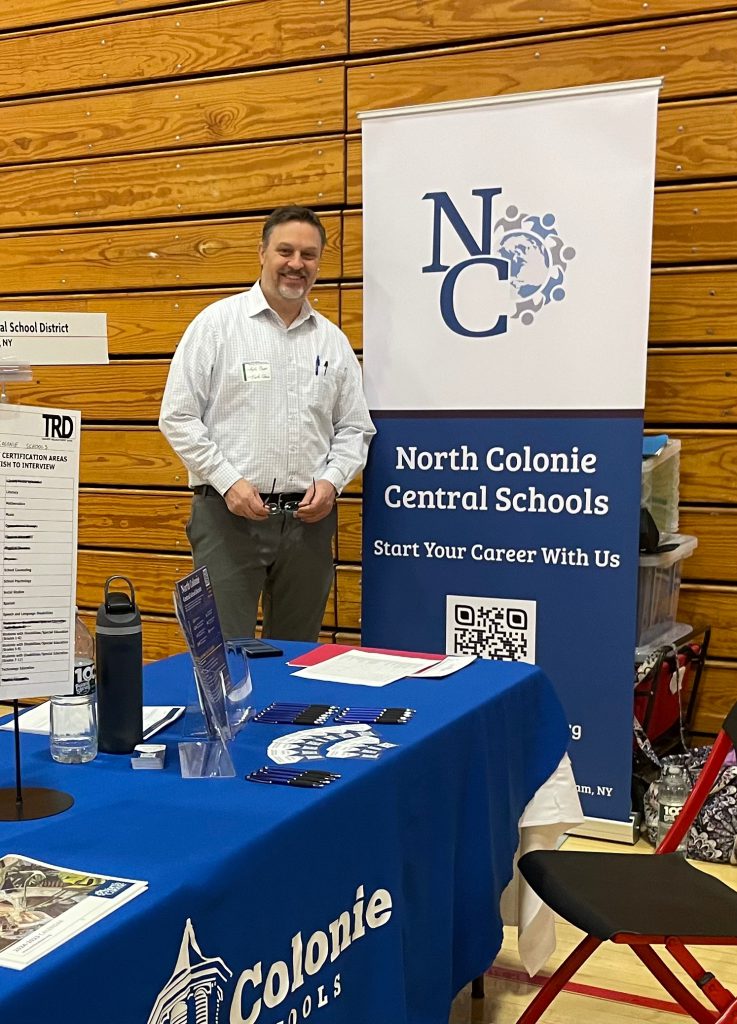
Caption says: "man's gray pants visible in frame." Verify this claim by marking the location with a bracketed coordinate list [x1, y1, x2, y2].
[187, 492, 336, 641]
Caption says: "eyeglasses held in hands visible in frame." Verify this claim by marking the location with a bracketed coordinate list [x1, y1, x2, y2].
[263, 478, 316, 515]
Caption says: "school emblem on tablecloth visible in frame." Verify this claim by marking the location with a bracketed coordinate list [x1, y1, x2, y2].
[268, 724, 397, 764]
[147, 919, 231, 1024]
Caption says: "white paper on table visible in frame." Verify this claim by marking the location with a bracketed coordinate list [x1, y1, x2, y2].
[291, 650, 439, 687]
[0, 704, 185, 739]
[410, 655, 477, 677]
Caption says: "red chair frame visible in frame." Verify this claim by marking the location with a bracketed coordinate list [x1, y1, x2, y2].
[515, 703, 737, 1024]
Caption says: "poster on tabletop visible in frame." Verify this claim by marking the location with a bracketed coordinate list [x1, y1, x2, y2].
[360, 79, 661, 823]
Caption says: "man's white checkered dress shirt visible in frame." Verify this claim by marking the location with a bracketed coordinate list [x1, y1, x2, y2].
[159, 282, 375, 496]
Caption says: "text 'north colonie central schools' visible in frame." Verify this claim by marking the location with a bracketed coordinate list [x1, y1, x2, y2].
[384, 443, 611, 516]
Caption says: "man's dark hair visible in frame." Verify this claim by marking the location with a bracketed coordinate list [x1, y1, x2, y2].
[262, 206, 326, 250]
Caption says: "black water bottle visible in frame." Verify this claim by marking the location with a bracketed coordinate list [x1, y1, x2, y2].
[96, 575, 143, 753]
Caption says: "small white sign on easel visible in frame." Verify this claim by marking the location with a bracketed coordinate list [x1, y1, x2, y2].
[0, 402, 81, 700]
[0, 312, 108, 364]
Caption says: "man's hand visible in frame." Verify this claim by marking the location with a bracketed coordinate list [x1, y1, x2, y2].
[224, 479, 269, 519]
[294, 479, 336, 523]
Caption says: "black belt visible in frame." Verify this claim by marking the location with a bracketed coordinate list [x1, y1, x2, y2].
[192, 485, 305, 505]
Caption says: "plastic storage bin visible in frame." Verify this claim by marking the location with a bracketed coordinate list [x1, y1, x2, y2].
[641, 439, 681, 535]
[637, 533, 697, 648]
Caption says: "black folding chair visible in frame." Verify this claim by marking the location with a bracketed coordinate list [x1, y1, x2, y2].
[514, 701, 737, 1024]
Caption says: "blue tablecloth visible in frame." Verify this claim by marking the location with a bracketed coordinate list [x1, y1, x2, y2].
[0, 643, 569, 1024]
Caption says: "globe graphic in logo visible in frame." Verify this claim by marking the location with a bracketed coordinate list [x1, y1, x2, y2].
[498, 232, 550, 298]
[494, 208, 576, 326]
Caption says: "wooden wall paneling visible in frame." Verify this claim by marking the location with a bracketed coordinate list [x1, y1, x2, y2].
[336, 498, 362, 562]
[335, 565, 361, 629]
[346, 101, 737, 203]
[0, 64, 344, 166]
[349, 1, 737, 52]
[9, 362, 169, 420]
[680, 508, 737, 581]
[652, 185, 737, 264]
[77, 549, 192, 611]
[343, 191, 737, 278]
[342, 210, 362, 278]
[0, 138, 345, 229]
[0, 213, 342, 294]
[321, 576, 337, 629]
[79, 488, 189, 550]
[0, 1, 347, 99]
[346, 17, 737, 128]
[334, 632, 361, 646]
[649, 268, 737, 344]
[678, 584, 737, 659]
[343, 473, 362, 496]
[690, 661, 737, 734]
[78, 610, 189, 663]
[337, 500, 737, 587]
[645, 350, 737, 424]
[0, 286, 340, 356]
[0, 0, 188, 32]
[81, 427, 185, 487]
[339, 286, 362, 351]
[676, 431, 737, 504]
[338, 272, 737, 352]
[346, 135, 361, 204]
[78, 487, 339, 557]
[657, 98, 737, 182]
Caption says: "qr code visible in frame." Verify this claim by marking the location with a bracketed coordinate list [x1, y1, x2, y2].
[446, 595, 537, 663]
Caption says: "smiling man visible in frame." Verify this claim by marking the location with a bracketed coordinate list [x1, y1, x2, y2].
[159, 206, 375, 641]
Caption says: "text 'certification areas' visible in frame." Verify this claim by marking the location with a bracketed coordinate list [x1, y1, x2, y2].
[0, 404, 81, 700]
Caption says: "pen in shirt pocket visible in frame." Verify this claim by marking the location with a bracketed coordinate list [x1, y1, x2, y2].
[315, 354, 320, 376]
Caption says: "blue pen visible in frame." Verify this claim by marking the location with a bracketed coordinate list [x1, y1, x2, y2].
[315, 355, 320, 375]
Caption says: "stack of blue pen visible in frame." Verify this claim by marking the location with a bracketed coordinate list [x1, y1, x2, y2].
[253, 702, 338, 725]
[246, 766, 340, 788]
[334, 707, 415, 725]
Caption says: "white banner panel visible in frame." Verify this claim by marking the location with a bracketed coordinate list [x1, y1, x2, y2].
[362, 81, 659, 411]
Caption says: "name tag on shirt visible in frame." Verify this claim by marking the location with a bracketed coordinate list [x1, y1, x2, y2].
[242, 362, 271, 382]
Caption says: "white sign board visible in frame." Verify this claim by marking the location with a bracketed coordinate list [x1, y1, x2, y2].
[0, 403, 81, 699]
[0, 312, 108, 364]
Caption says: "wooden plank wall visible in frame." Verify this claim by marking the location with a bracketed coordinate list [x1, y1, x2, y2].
[1, 1, 734, 732]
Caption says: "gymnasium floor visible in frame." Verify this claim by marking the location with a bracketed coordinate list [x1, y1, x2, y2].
[452, 834, 737, 1024]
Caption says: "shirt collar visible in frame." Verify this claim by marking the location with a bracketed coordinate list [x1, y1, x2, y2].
[245, 280, 315, 328]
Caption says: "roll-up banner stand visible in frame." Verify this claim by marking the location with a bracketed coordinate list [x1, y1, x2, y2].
[360, 79, 661, 834]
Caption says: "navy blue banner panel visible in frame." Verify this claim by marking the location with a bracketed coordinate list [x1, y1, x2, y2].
[362, 414, 642, 820]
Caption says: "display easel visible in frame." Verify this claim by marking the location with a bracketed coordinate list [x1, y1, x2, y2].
[0, 363, 74, 820]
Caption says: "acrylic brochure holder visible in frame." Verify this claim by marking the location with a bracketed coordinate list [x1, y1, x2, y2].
[174, 568, 253, 779]
[178, 650, 253, 779]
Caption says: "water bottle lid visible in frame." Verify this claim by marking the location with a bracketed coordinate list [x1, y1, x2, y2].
[104, 575, 136, 614]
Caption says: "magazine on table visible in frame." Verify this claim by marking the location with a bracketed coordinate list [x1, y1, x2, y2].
[0, 853, 147, 970]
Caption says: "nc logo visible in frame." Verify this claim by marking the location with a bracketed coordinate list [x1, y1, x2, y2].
[422, 188, 576, 337]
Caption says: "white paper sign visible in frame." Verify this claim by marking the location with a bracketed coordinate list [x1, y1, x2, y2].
[0, 311, 108, 364]
[0, 403, 81, 699]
